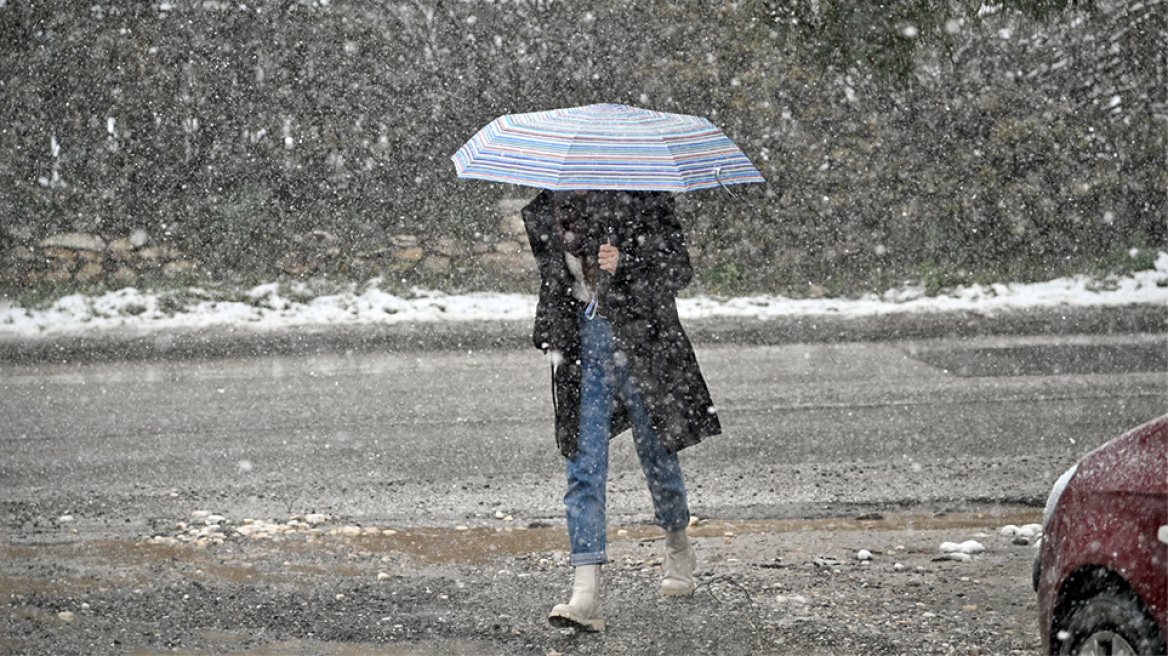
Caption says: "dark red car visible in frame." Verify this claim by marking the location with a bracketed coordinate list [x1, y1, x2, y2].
[1035, 413, 1168, 655]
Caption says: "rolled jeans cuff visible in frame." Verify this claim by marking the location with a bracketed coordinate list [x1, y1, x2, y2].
[569, 550, 607, 567]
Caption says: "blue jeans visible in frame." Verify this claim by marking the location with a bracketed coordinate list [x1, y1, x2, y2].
[565, 315, 690, 566]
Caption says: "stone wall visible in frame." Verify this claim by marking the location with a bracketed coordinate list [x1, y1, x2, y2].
[5, 199, 537, 288]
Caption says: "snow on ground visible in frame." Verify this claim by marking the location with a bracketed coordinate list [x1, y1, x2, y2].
[1, 253, 1165, 339]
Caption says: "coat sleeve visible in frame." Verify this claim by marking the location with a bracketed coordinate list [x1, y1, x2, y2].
[522, 191, 577, 352]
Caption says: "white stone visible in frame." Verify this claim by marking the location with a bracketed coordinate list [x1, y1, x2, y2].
[41, 232, 105, 251]
[893, 563, 907, 572]
[162, 260, 197, 277]
[190, 510, 210, 520]
[377, 572, 391, 580]
[1019, 524, 1043, 539]
[57, 515, 74, 523]
[856, 549, 873, 561]
[305, 513, 329, 525]
[390, 234, 418, 248]
[497, 213, 526, 238]
[936, 552, 972, 562]
[940, 540, 984, 555]
[959, 540, 985, 554]
[206, 514, 226, 525]
[129, 229, 150, 247]
[999, 525, 1019, 537]
[57, 611, 76, 623]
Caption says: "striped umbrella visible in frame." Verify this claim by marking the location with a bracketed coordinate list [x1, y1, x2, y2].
[451, 104, 765, 192]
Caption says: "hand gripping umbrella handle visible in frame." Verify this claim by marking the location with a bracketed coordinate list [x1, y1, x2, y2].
[588, 223, 618, 320]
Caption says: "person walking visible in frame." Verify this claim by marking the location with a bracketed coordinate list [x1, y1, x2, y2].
[521, 188, 721, 632]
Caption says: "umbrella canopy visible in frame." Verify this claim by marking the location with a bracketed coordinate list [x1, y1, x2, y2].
[451, 104, 765, 192]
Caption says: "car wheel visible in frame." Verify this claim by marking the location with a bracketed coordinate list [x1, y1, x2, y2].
[1058, 591, 1167, 656]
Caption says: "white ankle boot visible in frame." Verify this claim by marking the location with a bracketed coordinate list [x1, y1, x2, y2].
[548, 564, 604, 631]
[660, 529, 697, 596]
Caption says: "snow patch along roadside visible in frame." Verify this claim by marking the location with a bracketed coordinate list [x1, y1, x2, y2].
[1, 253, 1165, 339]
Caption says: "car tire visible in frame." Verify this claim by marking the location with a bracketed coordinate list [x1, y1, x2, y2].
[1058, 591, 1167, 656]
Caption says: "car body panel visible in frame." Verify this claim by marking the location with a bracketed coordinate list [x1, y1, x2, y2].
[1037, 414, 1168, 654]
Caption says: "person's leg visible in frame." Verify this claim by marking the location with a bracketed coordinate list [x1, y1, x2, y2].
[617, 368, 690, 533]
[617, 363, 696, 596]
[563, 316, 617, 567]
[551, 316, 615, 630]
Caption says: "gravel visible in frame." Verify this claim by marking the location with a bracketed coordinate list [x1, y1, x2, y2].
[2, 505, 1045, 655]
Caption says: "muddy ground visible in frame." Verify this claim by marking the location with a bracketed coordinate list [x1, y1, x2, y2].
[3, 505, 1045, 655]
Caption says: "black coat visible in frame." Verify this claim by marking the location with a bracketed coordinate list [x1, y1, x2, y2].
[521, 189, 722, 459]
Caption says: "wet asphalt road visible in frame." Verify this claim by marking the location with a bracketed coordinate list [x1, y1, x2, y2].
[1, 327, 1163, 542]
[0, 317, 1165, 655]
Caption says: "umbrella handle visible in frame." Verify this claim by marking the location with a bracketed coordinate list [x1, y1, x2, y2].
[714, 167, 738, 197]
[715, 166, 767, 206]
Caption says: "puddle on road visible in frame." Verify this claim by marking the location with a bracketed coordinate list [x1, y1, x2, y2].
[2, 508, 1040, 592]
[333, 509, 1042, 565]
